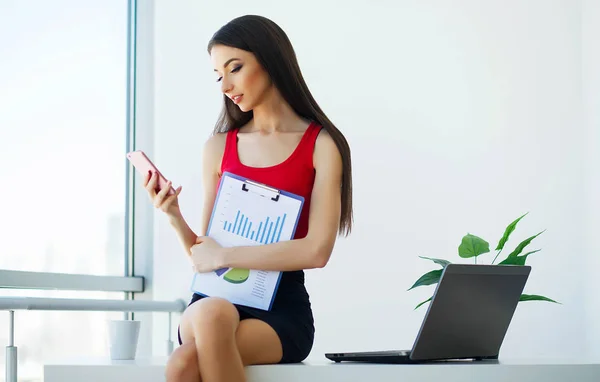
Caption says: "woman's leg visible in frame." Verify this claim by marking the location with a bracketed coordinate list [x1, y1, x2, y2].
[165, 318, 284, 382]
[180, 297, 245, 381]
[235, 319, 283, 365]
[165, 342, 201, 382]
[174, 297, 285, 381]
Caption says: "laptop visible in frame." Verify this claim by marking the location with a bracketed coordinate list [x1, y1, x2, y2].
[325, 264, 531, 364]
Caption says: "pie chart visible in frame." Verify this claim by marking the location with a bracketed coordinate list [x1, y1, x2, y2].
[223, 268, 249, 284]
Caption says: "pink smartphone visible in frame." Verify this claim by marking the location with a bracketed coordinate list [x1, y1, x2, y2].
[126, 150, 176, 195]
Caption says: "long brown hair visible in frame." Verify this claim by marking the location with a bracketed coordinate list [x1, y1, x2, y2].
[207, 15, 353, 236]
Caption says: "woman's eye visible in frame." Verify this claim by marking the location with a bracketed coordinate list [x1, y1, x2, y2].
[217, 65, 243, 82]
[215, 66, 241, 82]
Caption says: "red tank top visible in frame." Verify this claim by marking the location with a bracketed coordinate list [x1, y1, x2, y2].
[220, 122, 322, 240]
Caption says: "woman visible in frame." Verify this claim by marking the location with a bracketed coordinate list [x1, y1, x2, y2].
[144, 15, 353, 382]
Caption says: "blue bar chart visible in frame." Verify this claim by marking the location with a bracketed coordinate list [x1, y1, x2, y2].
[223, 210, 288, 244]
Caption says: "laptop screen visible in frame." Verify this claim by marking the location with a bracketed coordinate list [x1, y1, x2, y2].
[410, 264, 531, 361]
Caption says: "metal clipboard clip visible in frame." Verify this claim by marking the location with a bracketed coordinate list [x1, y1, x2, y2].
[241, 179, 280, 202]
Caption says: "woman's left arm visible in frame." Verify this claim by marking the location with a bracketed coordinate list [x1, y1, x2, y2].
[195, 130, 343, 272]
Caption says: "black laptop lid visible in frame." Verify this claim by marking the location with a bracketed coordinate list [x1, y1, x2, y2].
[410, 264, 531, 361]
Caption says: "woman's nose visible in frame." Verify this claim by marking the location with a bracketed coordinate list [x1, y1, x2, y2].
[221, 78, 232, 94]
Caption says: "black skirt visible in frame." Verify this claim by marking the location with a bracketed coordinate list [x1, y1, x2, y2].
[177, 270, 315, 363]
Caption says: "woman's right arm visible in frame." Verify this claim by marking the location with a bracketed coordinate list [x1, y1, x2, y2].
[164, 133, 226, 256]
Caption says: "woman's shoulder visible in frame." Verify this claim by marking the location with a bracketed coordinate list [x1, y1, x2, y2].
[313, 127, 342, 168]
[202, 131, 229, 168]
[314, 127, 337, 153]
[204, 131, 228, 150]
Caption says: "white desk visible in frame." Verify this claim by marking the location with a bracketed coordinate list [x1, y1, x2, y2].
[44, 356, 600, 382]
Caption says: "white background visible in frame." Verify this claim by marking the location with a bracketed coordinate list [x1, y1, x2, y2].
[138, 0, 600, 360]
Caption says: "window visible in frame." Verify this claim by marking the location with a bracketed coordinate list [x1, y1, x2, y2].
[0, 1, 131, 381]
[0, 0, 128, 275]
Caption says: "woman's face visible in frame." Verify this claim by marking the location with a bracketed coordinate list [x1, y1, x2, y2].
[210, 44, 272, 112]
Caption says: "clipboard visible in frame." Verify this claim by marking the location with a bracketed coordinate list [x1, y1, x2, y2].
[190, 171, 304, 311]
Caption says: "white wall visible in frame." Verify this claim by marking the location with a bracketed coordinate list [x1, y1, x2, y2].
[583, 0, 600, 359]
[145, 0, 597, 360]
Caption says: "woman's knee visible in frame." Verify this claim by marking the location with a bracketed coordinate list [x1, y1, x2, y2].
[165, 342, 199, 382]
[181, 297, 240, 337]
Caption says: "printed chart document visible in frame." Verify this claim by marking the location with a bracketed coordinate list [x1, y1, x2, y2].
[190, 172, 304, 310]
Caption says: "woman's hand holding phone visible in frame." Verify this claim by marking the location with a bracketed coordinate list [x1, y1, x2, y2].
[127, 150, 196, 256]
[144, 170, 183, 218]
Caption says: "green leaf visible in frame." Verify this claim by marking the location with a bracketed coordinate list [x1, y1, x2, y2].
[458, 234, 490, 258]
[508, 230, 546, 258]
[499, 249, 541, 266]
[496, 212, 529, 251]
[419, 256, 451, 268]
[414, 297, 432, 310]
[407, 269, 443, 291]
[519, 294, 560, 304]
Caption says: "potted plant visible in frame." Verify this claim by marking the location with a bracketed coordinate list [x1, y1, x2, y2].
[408, 213, 560, 310]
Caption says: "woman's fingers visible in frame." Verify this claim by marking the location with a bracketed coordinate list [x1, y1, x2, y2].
[153, 180, 170, 208]
[160, 185, 182, 213]
[145, 171, 158, 197]
[142, 170, 152, 187]
[143, 173, 180, 213]
[156, 181, 174, 210]
[158, 180, 172, 198]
